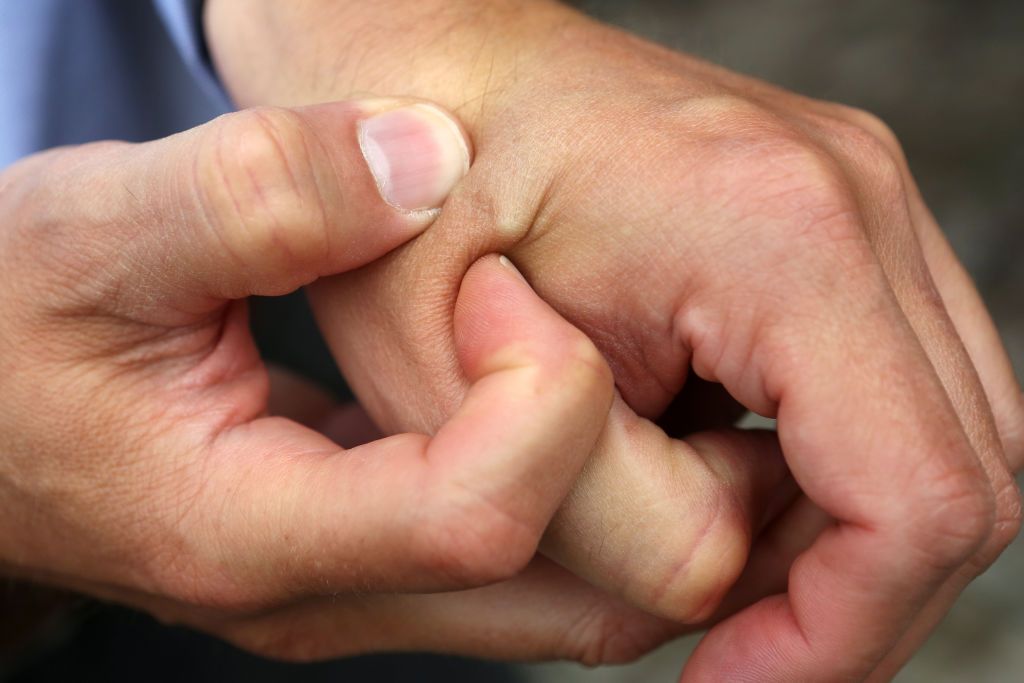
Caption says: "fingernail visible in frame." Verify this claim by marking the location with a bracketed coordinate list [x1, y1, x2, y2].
[358, 103, 471, 211]
[498, 254, 529, 284]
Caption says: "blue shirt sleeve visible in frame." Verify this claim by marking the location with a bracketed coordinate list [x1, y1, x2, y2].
[0, 0, 232, 168]
[152, 0, 234, 112]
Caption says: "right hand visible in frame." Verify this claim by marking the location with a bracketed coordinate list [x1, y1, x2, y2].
[0, 98, 676, 661]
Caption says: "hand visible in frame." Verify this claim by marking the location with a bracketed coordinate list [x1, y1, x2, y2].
[207, 1, 1024, 678]
[0, 98, 654, 661]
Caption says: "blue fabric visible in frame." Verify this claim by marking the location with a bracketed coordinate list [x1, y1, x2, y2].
[0, 0, 232, 169]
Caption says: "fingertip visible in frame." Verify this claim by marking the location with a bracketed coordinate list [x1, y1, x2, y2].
[453, 254, 540, 377]
[458, 253, 610, 395]
[497, 254, 529, 282]
[453, 252, 613, 409]
[682, 596, 804, 683]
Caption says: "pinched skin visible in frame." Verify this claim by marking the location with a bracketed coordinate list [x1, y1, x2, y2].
[2, 99, 692, 664]
[208, 1, 1024, 679]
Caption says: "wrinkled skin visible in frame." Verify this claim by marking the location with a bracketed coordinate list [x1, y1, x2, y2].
[210, 1, 1024, 679]
[2, 99, 693, 663]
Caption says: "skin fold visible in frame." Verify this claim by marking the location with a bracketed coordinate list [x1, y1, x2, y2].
[206, 1, 1024, 680]
[2, 99, 693, 663]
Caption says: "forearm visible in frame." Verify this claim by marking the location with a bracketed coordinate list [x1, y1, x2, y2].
[204, 0, 585, 134]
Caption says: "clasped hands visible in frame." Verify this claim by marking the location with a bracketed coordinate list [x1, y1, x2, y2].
[1, 2, 1022, 680]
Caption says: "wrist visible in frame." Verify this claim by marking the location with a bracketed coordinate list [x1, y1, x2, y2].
[204, 0, 587, 135]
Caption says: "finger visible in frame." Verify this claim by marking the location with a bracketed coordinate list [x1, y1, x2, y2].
[38, 98, 470, 319]
[803, 103, 1023, 467]
[721, 111, 1017, 678]
[816, 111, 1013, 488]
[910, 189, 1024, 471]
[868, 195, 1023, 680]
[90, 557, 679, 665]
[710, 495, 830, 625]
[804, 115, 1022, 678]
[541, 411, 791, 623]
[28, 555, 683, 664]
[676, 171, 993, 680]
[309, 230, 793, 627]
[151, 255, 612, 610]
[212, 558, 682, 664]
[680, 129, 1022, 677]
[852, 147, 1023, 679]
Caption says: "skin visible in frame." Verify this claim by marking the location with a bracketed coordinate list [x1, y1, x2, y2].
[0, 98, 683, 661]
[205, 0, 1024, 680]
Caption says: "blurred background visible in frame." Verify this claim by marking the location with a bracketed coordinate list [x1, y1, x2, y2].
[2, 1, 1021, 681]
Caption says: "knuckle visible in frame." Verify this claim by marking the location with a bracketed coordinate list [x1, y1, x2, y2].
[909, 466, 995, 568]
[832, 105, 905, 161]
[765, 145, 856, 221]
[706, 130, 862, 244]
[558, 336, 615, 405]
[196, 107, 329, 285]
[641, 478, 748, 623]
[0, 151, 70, 255]
[559, 604, 658, 666]
[705, 133, 887, 289]
[957, 479, 1021, 576]
[0, 143, 145, 318]
[693, 95, 782, 138]
[0, 163, 37, 260]
[0, 153, 37, 204]
[417, 488, 540, 587]
[827, 115, 905, 201]
[989, 480, 1023, 555]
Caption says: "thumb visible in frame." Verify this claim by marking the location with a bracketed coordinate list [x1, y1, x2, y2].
[149, 255, 613, 610]
[49, 98, 471, 316]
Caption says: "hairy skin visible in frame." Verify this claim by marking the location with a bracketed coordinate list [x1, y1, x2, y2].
[207, 1, 1024, 680]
